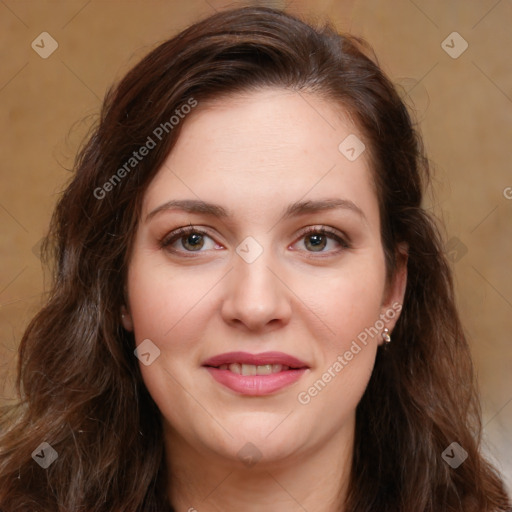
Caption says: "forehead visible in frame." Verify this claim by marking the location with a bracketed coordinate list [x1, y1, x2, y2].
[143, 88, 379, 230]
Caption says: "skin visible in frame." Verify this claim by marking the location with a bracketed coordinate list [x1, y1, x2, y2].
[122, 88, 408, 512]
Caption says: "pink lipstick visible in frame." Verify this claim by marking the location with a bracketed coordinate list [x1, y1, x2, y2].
[202, 351, 309, 396]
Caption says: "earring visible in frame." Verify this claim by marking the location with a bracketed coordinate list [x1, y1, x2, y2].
[382, 328, 391, 343]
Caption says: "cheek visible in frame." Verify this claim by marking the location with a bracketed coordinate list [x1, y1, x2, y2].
[294, 269, 383, 423]
[292, 253, 385, 411]
[126, 257, 208, 426]
[294, 252, 387, 346]
[330, 274, 384, 341]
[126, 252, 211, 341]
[125, 252, 216, 393]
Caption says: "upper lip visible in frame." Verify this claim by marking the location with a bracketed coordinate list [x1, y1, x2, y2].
[202, 351, 309, 369]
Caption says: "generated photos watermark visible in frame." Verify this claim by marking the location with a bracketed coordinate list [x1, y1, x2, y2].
[134, 338, 161, 366]
[31, 441, 59, 469]
[297, 301, 402, 405]
[442, 442, 468, 469]
[93, 97, 198, 200]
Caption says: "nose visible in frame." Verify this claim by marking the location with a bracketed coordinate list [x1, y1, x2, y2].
[220, 243, 292, 332]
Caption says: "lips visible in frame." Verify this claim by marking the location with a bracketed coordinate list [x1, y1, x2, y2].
[202, 351, 309, 369]
[202, 351, 309, 396]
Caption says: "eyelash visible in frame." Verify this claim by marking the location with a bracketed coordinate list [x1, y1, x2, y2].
[295, 226, 351, 256]
[160, 225, 351, 258]
[160, 226, 212, 254]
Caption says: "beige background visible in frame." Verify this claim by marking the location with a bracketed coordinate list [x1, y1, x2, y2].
[1, 0, 511, 492]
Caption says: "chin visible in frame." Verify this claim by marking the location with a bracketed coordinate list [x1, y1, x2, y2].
[210, 416, 305, 462]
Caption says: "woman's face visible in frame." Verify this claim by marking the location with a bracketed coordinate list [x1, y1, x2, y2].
[123, 88, 407, 468]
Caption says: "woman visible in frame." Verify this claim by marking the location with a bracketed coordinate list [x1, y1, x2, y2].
[0, 6, 510, 512]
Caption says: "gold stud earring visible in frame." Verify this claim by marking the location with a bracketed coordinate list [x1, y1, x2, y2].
[382, 328, 391, 343]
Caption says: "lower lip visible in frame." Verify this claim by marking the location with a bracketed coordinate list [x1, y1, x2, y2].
[204, 367, 308, 396]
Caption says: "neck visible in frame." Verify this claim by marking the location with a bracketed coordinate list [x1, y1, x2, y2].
[164, 420, 353, 512]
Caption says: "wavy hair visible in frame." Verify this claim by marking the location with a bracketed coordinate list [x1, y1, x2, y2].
[0, 6, 510, 511]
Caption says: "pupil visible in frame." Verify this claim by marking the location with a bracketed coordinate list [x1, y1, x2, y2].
[184, 233, 203, 250]
[308, 234, 326, 251]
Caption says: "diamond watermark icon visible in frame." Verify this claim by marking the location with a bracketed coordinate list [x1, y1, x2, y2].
[237, 442, 262, 467]
[134, 338, 161, 366]
[338, 134, 366, 162]
[236, 236, 263, 264]
[32, 442, 58, 469]
[441, 32, 468, 59]
[31, 32, 59, 59]
[445, 236, 468, 263]
[442, 442, 468, 469]
[32, 237, 44, 260]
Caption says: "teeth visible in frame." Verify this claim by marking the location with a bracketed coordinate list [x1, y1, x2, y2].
[220, 363, 289, 375]
[253, 364, 274, 376]
[229, 363, 241, 374]
[240, 364, 256, 376]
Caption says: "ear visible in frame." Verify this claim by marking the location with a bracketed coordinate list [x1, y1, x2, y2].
[121, 304, 134, 332]
[379, 242, 408, 340]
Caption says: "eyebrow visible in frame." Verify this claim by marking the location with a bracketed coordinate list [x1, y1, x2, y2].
[145, 198, 367, 223]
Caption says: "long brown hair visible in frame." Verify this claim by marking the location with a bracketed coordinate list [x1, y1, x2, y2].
[0, 6, 510, 511]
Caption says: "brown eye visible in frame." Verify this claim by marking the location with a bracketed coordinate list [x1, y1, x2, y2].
[304, 233, 328, 252]
[295, 226, 351, 255]
[161, 226, 219, 255]
[181, 232, 205, 251]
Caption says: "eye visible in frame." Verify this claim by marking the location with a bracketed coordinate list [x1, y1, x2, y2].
[160, 224, 351, 257]
[160, 226, 222, 255]
[293, 226, 351, 255]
